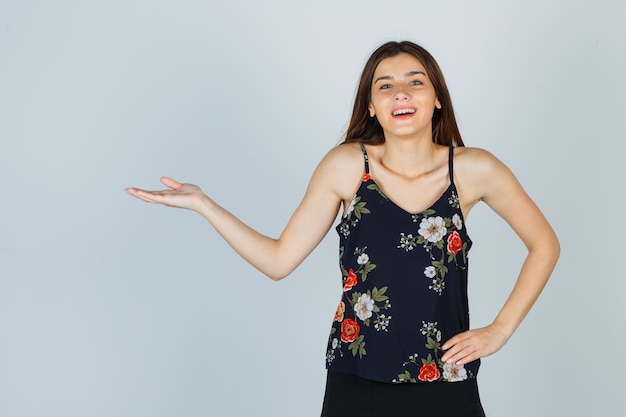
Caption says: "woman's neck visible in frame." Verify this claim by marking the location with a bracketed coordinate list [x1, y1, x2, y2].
[376, 137, 441, 178]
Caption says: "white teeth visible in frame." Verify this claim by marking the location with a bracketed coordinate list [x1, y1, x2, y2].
[392, 108, 415, 116]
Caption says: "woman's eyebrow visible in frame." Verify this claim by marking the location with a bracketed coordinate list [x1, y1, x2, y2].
[374, 71, 426, 84]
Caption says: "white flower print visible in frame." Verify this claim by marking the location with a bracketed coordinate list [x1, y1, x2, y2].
[374, 314, 392, 332]
[357, 253, 370, 265]
[429, 278, 445, 295]
[331, 338, 339, 349]
[418, 216, 447, 243]
[443, 362, 468, 382]
[420, 321, 438, 336]
[448, 190, 460, 208]
[424, 266, 436, 278]
[452, 213, 463, 230]
[397, 233, 417, 251]
[354, 293, 375, 321]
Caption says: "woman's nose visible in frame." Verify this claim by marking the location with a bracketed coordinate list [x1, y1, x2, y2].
[394, 86, 409, 100]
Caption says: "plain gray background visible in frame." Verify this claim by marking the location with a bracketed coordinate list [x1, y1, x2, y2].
[1, 1, 624, 416]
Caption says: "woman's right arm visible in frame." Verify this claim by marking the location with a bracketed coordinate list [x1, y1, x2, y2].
[125, 144, 362, 280]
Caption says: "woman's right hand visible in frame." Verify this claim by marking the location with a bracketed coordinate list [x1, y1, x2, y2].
[124, 144, 362, 280]
[125, 176, 209, 212]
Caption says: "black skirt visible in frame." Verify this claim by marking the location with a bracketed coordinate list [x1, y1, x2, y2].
[320, 371, 486, 417]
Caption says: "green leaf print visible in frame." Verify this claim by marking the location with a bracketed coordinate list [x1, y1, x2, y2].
[351, 292, 362, 305]
[366, 183, 388, 199]
[432, 260, 448, 278]
[360, 262, 377, 282]
[353, 198, 370, 220]
[348, 335, 366, 358]
[371, 286, 389, 302]
[395, 370, 417, 383]
[425, 336, 440, 352]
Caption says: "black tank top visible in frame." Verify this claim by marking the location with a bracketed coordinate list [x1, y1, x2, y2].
[325, 143, 479, 383]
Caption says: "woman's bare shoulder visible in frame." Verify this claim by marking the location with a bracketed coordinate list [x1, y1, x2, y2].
[312, 142, 366, 199]
[324, 142, 364, 161]
[316, 142, 364, 172]
[454, 146, 523, 204]
[454, 146, 497, 161]
[454, 146, 507, 178]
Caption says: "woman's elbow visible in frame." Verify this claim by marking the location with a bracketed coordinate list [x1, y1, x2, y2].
[538, 231, 560, 267]
[264, 265, 295, 281]
[266, 271, 289, 281]
[551, 234, 561, 264]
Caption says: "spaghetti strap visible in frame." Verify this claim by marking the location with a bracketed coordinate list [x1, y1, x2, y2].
[448, 146, 454, 184]
[359, 142, 370, 174]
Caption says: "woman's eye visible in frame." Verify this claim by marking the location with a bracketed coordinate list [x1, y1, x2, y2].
[380, 83, 392, 90]
[410, 80, 423, 86]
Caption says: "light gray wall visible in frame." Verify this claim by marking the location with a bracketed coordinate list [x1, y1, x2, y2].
[1, 1, 624, 416]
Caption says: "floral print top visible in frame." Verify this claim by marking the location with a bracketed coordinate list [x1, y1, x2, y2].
[326, 144, 478, 384]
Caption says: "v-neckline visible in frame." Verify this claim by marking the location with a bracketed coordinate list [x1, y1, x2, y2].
[364, 178, 454, 217]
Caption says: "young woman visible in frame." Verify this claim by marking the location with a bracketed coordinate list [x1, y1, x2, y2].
[126, 41, 559, 416]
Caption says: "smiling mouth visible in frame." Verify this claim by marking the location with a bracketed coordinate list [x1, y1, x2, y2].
[392, 108, 416, 116]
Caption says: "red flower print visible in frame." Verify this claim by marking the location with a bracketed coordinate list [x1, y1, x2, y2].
[334, 301, 345, 322]
[418, 363, 440, 382]
[362, 173, 372, 182]
[343, 269, 358, 291]
[341, 318, 360, 343]
[447, 231, 463, 255]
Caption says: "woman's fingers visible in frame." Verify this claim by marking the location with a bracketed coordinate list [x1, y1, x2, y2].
[160, 176, 182, 190]
[440, 326, 509, 365]
[125, 188, 166, 204]
[125, 179, 206, 211]
[443, 343, 480, 366]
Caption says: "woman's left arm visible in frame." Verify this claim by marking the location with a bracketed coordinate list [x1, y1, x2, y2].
[441, 148, 560, 365]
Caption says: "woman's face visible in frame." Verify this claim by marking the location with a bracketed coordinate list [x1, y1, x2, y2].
[368, 53, 441, 141]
